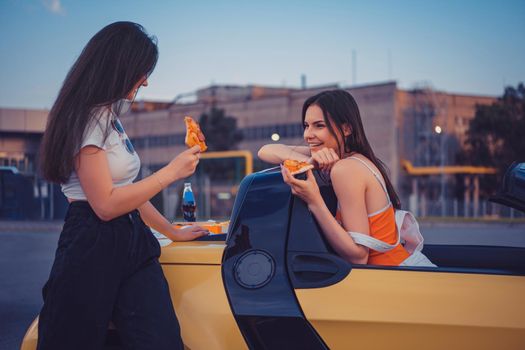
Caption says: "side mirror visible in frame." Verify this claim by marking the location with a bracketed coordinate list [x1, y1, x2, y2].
[490, 162, 525, 212]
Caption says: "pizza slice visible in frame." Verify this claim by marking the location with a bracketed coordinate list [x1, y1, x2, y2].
[283, 159, 314, 175]
[184, 116, 207, 152]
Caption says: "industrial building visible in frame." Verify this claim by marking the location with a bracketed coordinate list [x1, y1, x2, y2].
[0, 81, 501, 219]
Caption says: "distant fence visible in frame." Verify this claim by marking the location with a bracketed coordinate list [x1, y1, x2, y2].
[411, 198, 524, 219]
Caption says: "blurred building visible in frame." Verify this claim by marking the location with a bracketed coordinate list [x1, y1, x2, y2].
[0, 81, 498, 219]
[0, 108, 47, 173]
[0, 108, 67, 219]
[123, 82, 496, 215]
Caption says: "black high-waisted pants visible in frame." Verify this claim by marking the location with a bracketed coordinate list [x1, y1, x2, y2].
[37, 201, 183, 350]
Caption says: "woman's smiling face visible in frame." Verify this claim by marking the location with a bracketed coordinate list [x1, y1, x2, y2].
[303, 104, 344, 154]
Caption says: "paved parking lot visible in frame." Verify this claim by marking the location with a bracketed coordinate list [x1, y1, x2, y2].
[0, 230, 60, 350]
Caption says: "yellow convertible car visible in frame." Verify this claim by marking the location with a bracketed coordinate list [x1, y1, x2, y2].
[21, 164, 525, 349]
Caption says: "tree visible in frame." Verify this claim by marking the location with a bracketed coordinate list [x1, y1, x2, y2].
[199, 108, 243, 151]
[459, 83, 525, 194]
[195, 108, 244, 182]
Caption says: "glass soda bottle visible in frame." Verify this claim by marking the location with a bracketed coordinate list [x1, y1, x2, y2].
[182, 182, 196, 222]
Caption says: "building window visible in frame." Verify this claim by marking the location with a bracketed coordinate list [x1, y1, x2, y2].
[131, 121, 305, 149]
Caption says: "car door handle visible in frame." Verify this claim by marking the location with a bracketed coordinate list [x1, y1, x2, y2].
[288, 252, 351, 288]
[292, 260, 339, 274]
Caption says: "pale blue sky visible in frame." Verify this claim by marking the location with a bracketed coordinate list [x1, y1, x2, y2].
[1, 0, 524, 109]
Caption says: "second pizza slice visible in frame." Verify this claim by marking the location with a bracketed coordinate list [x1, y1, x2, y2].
[283, 159, 314, 175]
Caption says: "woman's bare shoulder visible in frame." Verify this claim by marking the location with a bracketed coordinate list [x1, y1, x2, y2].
[332, 155, 369, 173]
[340, 154, 384, 176]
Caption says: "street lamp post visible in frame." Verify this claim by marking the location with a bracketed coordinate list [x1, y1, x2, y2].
[434, 125, 446, 217]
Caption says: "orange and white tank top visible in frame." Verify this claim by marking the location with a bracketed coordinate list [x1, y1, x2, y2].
[336, 157, 409, 266]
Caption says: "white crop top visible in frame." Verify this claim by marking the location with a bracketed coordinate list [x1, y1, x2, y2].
[61, 108, 141, 200]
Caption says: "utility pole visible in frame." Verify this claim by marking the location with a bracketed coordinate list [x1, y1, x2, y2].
[431, 89, 448, 217]
[435, 125, 446, 216]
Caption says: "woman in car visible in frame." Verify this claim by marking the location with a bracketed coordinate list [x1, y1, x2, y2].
[38, 22, 207, 350]
[258, 89, 410, 266]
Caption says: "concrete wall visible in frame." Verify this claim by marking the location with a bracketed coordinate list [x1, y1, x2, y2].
[0, 84, 496, 197]
[0, 108, 47, 171]
[123, 83, 399, 185]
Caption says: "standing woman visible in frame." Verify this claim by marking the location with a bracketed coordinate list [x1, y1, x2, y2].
[38, 22, 207, 349]
[258, 89, 411, 266]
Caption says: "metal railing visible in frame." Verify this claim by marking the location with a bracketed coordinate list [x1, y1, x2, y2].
[409, 198, 524, 219]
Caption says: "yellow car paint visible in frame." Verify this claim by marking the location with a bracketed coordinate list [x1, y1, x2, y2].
[161, 241, 246, 349]
[159, 241, 225, 265]
[295, 268, 525, 350]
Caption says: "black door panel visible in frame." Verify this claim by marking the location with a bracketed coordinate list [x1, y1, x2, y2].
[222, 171, 329, 349]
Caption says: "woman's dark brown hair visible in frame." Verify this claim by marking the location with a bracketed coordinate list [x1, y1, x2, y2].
[302, 89, 401, 209]
[40, 21, 158, 183]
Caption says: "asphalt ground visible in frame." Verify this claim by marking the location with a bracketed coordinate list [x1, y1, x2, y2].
[0, 220, 524, 350]
[0, 230, 60, 350]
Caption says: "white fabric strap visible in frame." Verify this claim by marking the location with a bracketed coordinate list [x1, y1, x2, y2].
[347, 157, 390, 205]
[349, 230, 436, 267]
[348, 208, 437, 267]
[347, 230, 400, 253]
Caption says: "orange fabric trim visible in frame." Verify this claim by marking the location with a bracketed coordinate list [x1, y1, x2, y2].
[366, 207, 409, 266]
[337, 206, 409, 266]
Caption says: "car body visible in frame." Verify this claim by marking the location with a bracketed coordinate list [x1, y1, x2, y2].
[21, 167, 525, 350]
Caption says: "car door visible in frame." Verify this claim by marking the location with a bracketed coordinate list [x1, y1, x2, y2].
[222, 171, 330, 350]
[287, 190, 525, 350]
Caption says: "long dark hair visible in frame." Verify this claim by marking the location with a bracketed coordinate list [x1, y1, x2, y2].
[40, 21, 158, 183]
[302, 89, 401, 209]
